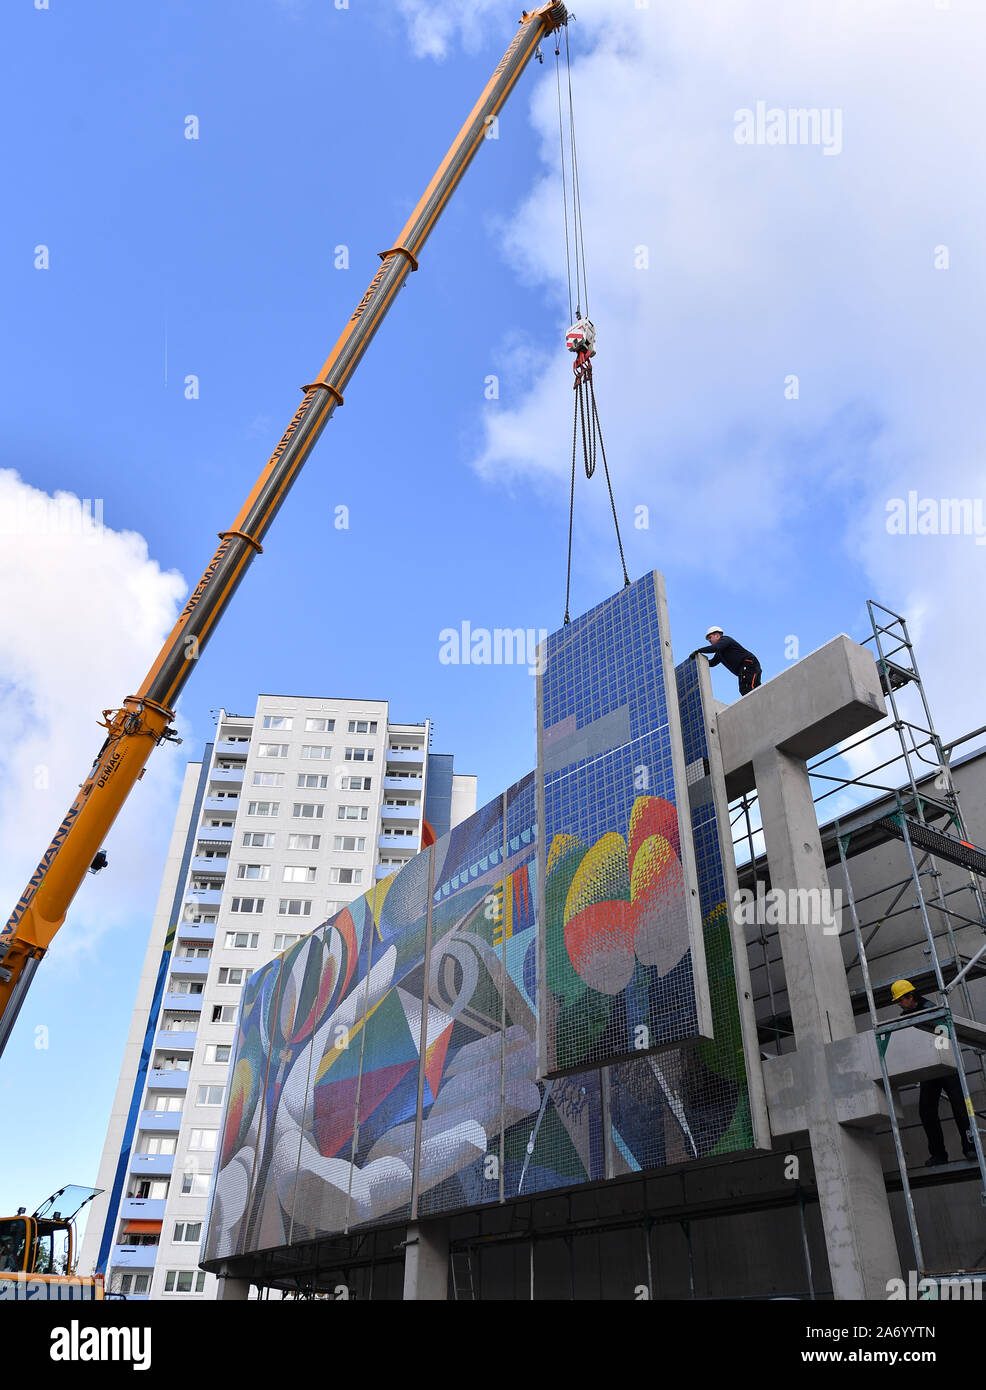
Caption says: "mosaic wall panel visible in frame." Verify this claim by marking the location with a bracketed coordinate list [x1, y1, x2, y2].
[203, 574, 763, 1266]
[538, 573, 712, 1076]
[606, 658, 761, 1172]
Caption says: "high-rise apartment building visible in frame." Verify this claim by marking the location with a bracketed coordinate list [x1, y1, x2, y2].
[80, 694, 476, 1298]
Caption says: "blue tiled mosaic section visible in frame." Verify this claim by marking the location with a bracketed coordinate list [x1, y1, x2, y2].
[540, 575, 702, 1075]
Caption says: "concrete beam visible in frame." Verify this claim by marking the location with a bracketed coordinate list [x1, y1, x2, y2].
[215, 1274, 251, 1301]
[718, 635, 886, 800]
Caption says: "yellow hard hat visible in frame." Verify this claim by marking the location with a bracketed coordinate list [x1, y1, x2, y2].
[890, 979, 916, 1002]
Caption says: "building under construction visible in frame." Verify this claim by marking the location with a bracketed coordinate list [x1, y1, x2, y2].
[200, 588, 986, 1301]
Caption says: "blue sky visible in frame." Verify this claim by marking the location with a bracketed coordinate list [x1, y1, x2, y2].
[1, 0, 983, 1232]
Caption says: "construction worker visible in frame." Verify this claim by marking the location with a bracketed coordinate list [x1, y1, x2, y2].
[892, 979, 975, 1165]
[689, 626, 762, 695]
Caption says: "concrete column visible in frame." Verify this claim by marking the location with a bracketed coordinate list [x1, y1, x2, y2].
[717, 635, 901, 1300]
[402, 1221, 449, 1300]
[753, 744, 901, 1299]
[215, 1274, 251, 1300]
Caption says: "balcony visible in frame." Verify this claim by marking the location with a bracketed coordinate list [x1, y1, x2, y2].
[386, 748, 424, 766]
[376, 864, 401, 880]
[215, 740, 250, 758]
[177, 922, 216, 943]
[139, 1109, 182, 1132]
[169, 958, 209, 978]
[197, 825, 233, 844]
[379, 833, 419, 851]
[185, 888, 222, 907]
[129, 1153, 175, 1176]
[155, 1029, 197, 1050]
[210, 765, 244, 787]
[381, 804, 420, 823]
[162, 993, 203, 1014]
[191, 856, 228, 875]
[111, 1245, 159, 1270]
[147, 1069, 188, 1091]
[202, 796, 238, 813]
[119, 1198, 166, 1221]
[383, 776, 422, 792]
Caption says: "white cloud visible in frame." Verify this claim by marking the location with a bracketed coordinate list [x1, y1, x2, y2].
[401, 0, 986, 747]
[0, 470, 189, 968]
[395, 0, 506, 60]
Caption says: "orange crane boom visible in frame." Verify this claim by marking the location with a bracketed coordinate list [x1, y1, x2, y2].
[0, 2, 569, 1055]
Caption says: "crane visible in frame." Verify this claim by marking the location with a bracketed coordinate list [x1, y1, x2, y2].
[0, 3, 570, 1057]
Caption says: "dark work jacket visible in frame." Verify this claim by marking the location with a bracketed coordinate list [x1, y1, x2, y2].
[899, 994, 940, 1035]
[696, 635, 758, 677]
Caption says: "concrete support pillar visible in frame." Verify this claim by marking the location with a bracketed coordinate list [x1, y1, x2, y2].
[402, 1221, 449, 1300]
[215, 1274, 251, 1301]
[718, 635, 902, 1300]
[753, 744, 901, 1300]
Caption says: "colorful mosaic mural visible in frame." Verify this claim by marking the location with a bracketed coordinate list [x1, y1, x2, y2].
[203, 574, 762, 1264]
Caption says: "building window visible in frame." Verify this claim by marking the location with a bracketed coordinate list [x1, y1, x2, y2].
[338, 806, 369, 821]
[180, 1173, 211, 1197]
[146, 1095, 183, 1113]
[242, 832, 276, 850]
[292, 803, 324, 819]
[216, 967, 246, 987]
[204, 1044, 231, 1065]
[155, 1055, 191, 1072]
[196, 1085, 224, 1107]
[179, 945, 210, 959]
[252, 771, 284, 787]
[137, 1135, 177, 1156]
[188, 1129, 218, 1152]
[340, 775, 372, 791]
[278, 899, 312, 917]
[117, 1273, 151, 1295]
[304, 718, 334, 732]
[257, 743, 289, 759]
[235, 863, 270, 881]
[173, 1221, 203, 1244]
[169, 980, 203, 996]
[262, 716, 293, 730]
[300, 744, 332, 760]
[344, 747, 373, 762]
[347, 720, 378, 734]
[333, 836, 366, 852]
[225, 931, 260, 949]
[385, 827, 416, 837]
[246, 801, 279, 817]
[211, 1004, 238, 1024]
[329, 868, 363, 885]
[297, 773, 329, 789]
[228, 900, 264, 917]
[164, 1270, 207, 1294]
[273, 933, 301, 952]
[282, 865, 316, 883]
[287, 833, 320, 851]
[129, 1179, 169, 1200]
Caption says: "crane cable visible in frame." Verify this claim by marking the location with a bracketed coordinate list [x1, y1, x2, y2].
[556, 28, 629, 626]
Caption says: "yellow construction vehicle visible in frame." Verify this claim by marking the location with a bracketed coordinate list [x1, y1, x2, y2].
[0, 1185, 104, 1300]
[0, 3, 569, 1057]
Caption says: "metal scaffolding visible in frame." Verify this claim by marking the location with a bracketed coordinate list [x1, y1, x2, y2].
[733, 598, 986, 1281]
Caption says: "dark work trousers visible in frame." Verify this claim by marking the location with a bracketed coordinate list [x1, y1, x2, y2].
[738, 658, 762, 696]
[919, 1073, 969, 1158]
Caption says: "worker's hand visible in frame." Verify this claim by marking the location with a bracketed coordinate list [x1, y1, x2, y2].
[688, 650, 700, 660]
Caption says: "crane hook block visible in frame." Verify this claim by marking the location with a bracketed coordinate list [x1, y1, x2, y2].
[566, 317, 596, 357]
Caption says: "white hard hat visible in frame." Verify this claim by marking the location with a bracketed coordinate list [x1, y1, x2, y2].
[705, 624, 723, 638]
